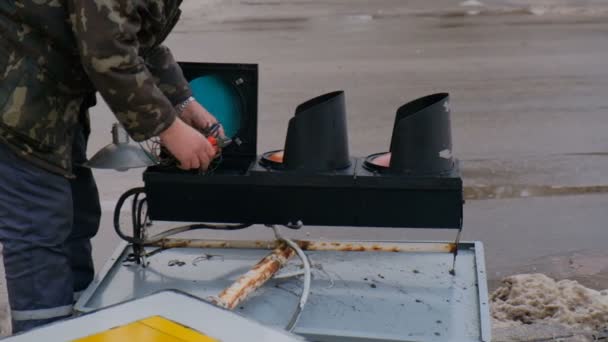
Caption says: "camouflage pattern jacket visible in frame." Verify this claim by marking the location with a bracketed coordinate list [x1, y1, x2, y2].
[0, 0, 192, 176]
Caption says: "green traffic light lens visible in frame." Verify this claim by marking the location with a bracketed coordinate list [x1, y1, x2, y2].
[189, 75, 242, 138]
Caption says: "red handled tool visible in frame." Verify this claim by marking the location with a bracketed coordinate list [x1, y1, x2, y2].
[207, 136, 233, 149]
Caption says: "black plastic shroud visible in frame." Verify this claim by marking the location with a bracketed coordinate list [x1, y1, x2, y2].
[283, 91, 351, 172]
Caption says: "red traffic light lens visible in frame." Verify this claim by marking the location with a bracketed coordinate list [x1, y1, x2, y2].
[370, 152, 391, 168]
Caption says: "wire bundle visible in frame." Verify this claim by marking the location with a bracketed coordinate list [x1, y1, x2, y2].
[114, 188, 252, 248]
[113, 188, 311, 331]
[138, 126, 226, 174]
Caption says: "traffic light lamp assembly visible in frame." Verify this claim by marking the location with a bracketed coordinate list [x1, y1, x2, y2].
[143, 63, 463, 230]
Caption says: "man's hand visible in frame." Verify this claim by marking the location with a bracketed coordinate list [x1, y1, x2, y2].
[159, 118, 216, 170]
[180, 100, 225, 137]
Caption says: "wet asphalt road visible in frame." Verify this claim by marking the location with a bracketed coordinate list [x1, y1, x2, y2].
[87, 0, 608, 289]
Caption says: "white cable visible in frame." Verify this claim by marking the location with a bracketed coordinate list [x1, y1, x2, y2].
[274, 269, 306, 280]
[270, 226, 311, 332]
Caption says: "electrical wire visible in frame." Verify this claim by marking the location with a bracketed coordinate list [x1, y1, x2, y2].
[200, 153, 223, 175]
[269, 225, 311, 332]
[114, 187, 252, 246]
[115, 188, 309, 331]
[138, 142, 158, 164]
[273, 270, 306, 280]
[151, 123, 229, 172]
[114, 187, 146, 244]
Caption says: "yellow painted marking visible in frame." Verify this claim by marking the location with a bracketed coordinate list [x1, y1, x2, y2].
[140, 316, 218, 342]
[73, 316, 219, 342]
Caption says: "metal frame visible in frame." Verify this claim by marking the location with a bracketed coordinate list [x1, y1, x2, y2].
[76, 239, 491, 342]
[474, 242, 492, 342]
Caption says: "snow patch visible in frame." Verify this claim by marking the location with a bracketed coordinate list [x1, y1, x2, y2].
[491, 274, 608, 331]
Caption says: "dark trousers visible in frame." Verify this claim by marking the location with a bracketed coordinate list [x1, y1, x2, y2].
[0, 125, 101, 333]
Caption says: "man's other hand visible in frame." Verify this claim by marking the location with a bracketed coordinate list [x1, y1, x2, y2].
[159, 118, 216, 170]
[180, 100, 225, 137]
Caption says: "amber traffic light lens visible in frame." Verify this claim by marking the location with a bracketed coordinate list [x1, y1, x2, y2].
[260, 150, 285, 168]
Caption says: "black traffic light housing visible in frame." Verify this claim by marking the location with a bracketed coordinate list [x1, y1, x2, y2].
[355, 93, 461, 228]
[143, 63, 463, 229]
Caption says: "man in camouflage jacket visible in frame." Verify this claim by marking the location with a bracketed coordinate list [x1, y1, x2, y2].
[0, 0, 219, 332]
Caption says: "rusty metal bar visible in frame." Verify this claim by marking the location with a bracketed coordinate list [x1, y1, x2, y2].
[299, 240, 456, 253]
[151, 239, 276, 250]
[149, 238, 456, 254]
[209, 242, 295, 310]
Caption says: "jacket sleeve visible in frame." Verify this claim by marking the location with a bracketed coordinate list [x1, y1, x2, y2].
[145, 45, 192, 107]
[68, 0, 177, 141]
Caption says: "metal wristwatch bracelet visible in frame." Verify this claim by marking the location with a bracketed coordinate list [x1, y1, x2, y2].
[175, 96, 196, 116]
